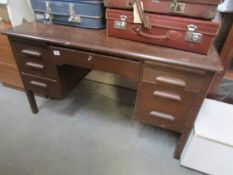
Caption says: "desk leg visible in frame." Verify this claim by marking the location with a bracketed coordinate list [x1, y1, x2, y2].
[174, 72, 214, 159]
[25, 90, 38, 114]
[208, 24, 233, 96]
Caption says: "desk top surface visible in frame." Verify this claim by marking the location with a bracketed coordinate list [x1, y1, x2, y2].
[2, 22, 223, 72]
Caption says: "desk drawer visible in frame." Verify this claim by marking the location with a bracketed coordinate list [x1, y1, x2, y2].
[22, 73, 60, 98]
[10, 37, 48, 59]
[135, 82, 196, 132]
[17, 56, 58, 79]
[49, 46, 140, 81]
[10, 38, 58, 79]
[143, 61, 206, 93]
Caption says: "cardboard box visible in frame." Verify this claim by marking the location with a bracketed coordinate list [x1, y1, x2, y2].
[180, 99, 233, 175]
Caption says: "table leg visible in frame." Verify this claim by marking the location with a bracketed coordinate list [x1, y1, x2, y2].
[208, 24, 233, 96]
[25, 90, 38, 114]
[174, 72, 214, 159]
[174, 133, 189, 159]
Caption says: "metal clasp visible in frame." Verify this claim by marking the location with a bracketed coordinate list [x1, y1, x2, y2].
[185, 24, 203, 43]
[44, 1, 52, 23]
[114, 15, 128, 30]
[170, 0, 185, 14]
[68, 3, 81, 23]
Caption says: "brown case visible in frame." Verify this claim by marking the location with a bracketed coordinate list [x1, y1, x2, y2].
[106, 9, 221, 55]
[104, 0, 222, 20]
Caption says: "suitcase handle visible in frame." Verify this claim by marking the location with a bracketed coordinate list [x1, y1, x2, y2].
[135, 0, 151, 30]
[131, 26, 183, 40]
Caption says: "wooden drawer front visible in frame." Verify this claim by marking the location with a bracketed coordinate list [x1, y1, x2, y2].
[143, 61, 206, 93]
[0, 34, 10, 47]
[22, 73, 60, 98]
[10, 38, 57, 79]
[0, 63, 23, 88]
[17, 56, 58, 79]
[0, 44, 16, 65]
[10, 37, 48, 60]
[135, 82, 196, 132]
[49, 46, 140, 81]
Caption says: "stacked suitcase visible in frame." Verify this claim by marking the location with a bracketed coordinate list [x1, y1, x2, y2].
[105, 0, 223, 54]
[30, 0, 223, 54]
[30, 0, 106, 29]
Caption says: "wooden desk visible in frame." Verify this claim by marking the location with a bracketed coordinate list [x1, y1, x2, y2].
[2, 22, 223, 159]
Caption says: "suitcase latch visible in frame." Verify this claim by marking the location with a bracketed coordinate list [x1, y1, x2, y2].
[185, 25, 203, 43]
[170, 0, 185, 14]
[68, 3, 81, 23]
[114, 15, 127, 30]
[44, 1, 53, 23]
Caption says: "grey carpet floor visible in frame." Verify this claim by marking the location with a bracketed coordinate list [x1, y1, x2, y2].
[0, 80, 202, 175]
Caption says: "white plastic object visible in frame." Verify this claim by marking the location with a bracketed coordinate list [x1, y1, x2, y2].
[218, 0, 233, 13]
[180, 99, 233, 175]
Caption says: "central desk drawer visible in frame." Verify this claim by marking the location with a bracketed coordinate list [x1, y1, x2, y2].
[22, 73, 61, 98]
[49, 46, 140, 81]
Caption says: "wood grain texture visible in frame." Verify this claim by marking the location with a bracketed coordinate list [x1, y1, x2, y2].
[0, 22, 23, 89]
[0, 62, 23, 87]
[1, 22, 223, 72]
[135, 81, 197, 133]
[174, 71, 214, 158]
[49, 46, 140, 81]
[9, 38, 91, 100]
[2, 22, 223, 159]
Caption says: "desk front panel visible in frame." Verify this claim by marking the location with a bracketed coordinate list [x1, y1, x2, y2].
[49, 46, 141, 81]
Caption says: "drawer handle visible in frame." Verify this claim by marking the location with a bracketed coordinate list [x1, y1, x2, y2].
[30, 81, 48, 89]
[153, 90, 182, 102]
[149, 111, 175, 122]
[155, 76, 186, 88]
[21, 49, 42, 57]
[25, 62, 45, 70]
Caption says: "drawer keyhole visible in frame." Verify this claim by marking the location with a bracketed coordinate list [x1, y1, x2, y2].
[87, 56, 93, 62]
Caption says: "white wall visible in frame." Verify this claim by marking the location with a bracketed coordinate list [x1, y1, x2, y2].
[0, 5, 10, 21]
[7, 0, 34, 26]
[218, 0, 233, 13]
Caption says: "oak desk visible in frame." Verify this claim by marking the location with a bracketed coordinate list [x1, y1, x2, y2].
[2, 22, 223, 159]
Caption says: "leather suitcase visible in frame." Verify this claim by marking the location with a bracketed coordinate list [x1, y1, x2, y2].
[106, 9, 221, 55]
[104, 0, 222, 20]
[30, 0, 105, 29]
